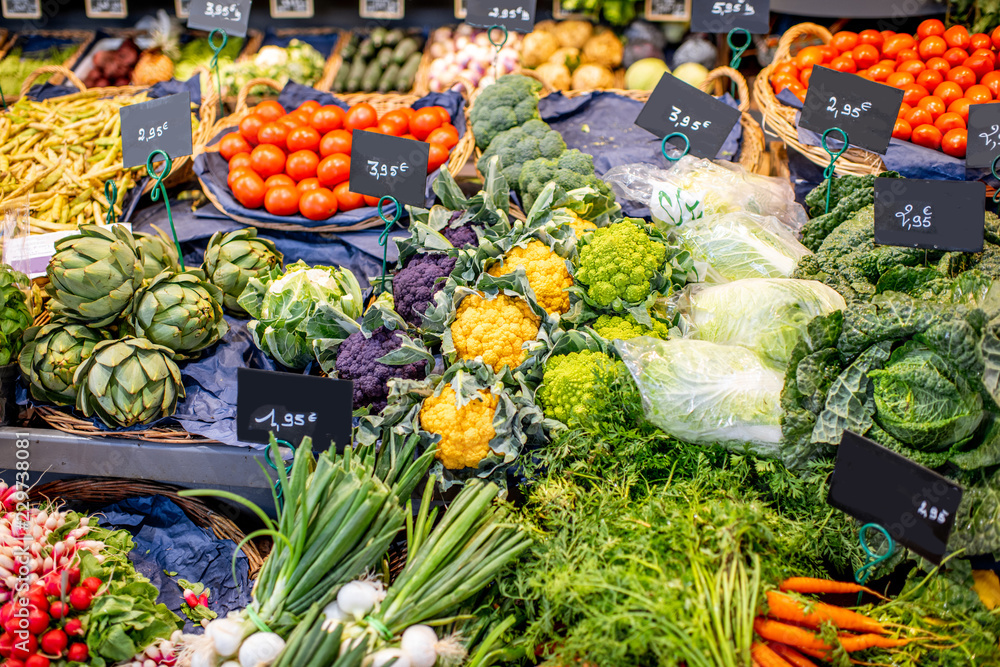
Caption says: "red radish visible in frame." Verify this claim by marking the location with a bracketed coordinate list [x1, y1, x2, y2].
[23, 594, 46, 615]
[183, 591, 198, 607]
[24, 656, 48, 667]
[62, 619, 82, 637]
[42, 580, 61, 599]
[25, 609, 48, 635]
[39, 629, 66, 657]
[0, 631, 13, 657]
[66, 643, 87, 662]
[67, 589, 90, 612]
[66, 569, 79, 587]
[80, 578, 100, 595]
[47, 603, 67, 620]
[4, 658, 26, 667]
[0, 604, 12, 626]
[198, 594, 208, 607]
[10, 634, 36, 660]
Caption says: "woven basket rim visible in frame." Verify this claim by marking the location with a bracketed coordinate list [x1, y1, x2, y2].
[4, 30, 96, 102]
[34, 405, 219, 445]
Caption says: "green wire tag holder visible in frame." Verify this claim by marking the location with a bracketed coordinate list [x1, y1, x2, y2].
[146, 149, 186, 271]
[1, 86, 6, 111]
[821, 127, 849, 214]
[661, 132, 691, 162]
[854, 523, 894, 604]
[264, 439, 294, 509]
[991, 154, 1000, 214]
[377, 195, 401, 294]
[209, 28, 228, 120]
[727, 28, 751, 97]
[488, 25, 508, 82]
[104, 180, 118, 226]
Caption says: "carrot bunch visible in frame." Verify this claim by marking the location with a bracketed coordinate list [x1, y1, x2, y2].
[748, 577, 917, 666]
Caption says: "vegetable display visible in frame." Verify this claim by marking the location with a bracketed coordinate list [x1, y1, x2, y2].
[332, 28, 425, 94]
[0, 43, 78, 101]
[520, 20, 624, 91]
[0, 266, 31, 367]
[424, 25, 521, 93]
[221, 40, 326, 98]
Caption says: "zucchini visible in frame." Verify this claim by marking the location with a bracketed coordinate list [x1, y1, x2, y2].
[383, 28, 405, 47]
[331, 59, 351, 92]
[346, 55, 367, 92]
[396, 51, 422, 92]
[371, 27, 387, 49]
[361, 59, 383, 93]
[391, 36, 419, 65]
[358, 37, 375, 60]
[339, 32, 359, 61]
[377, 62, 401, 93]
[376, 46, 393, 69]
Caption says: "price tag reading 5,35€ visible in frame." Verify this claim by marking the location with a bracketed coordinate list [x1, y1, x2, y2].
[465, 0, 536, 32]
[873, 177, 985, 252]
[350, 129, 429, 207]
[634, 71, 741, 158]
[186, 0, 252, 37]
[691, 0, 769, 35]
[799, 66, 903, 155]
[119, 92, 193, 169]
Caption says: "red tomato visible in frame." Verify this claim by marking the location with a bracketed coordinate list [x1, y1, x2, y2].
[425, 105, 452, 125]
[297, 100, 322, 115]
[264, 173, 295, 190]
[365, 127, 387, 135]
[917, 18, 945, 39]
[310, 105, 345, 134]
[917, 95, 946, 119]
[964, 55, 994, 80]
[982, 70, 1000, 97]
[946, 65, 977, 90]
[971, 32, 993, 51]
[772, 62, 800, 79]
[250, 144, 286, 179]
[934, 111, 966, 132]
[299, 187, 338, 220]
[257, 122, 291, 150]
[265, 184, 301, 216]
[971, 47, 996, 63]
[934, 81, 965, 106]
[902, 84, 929, 105]
[795, 46, 825, 69]
[896, 48, 920, 63]
[868, 62, 895, 82]
[904, 107, 933, 127]
[320, 129, 352, 157]
[858, 29, 884, 49]
[883, 34, 916, 59]
[400, 133, 419, 141]
[333, 181, 365, 211]
[427, 143, 449, 173]
[916, 69, 944, 90]
[278, 115, 304, 129]
[239, 113, 265, 146]
[254, 100, 286, 122]
[897, 101, 912, 118]
[851, 44, 879, 70]
[943, 46, 970, 67]
[944, 25, 971, 49]
[426, 126, 459, 149]
[219, 132, 252, 161]
[857, 69, 872, 80]
[798, 69, 813, 87]
[344, 103, 378, 131]
[285, 149, 320, 182]
[297, 177, 321, 192]
[966, 83, 994, 103]
[830, 55, 856, 73]
[830, 31, 859, 52]
[228, 166, 256, 190]
[911, 123, 943, 150]
[229, 152, 252, 171]
[926, 57, 951, 73]
[233, 172, 266, 209]
[892, 118, 913, 141]
[942, 127, 967, 157]
[378, 115, 409, 136]
[897, 59, 925, 76]
[286, 126, 321, 153]
[992, 25, 1000, 50]
[887, 71, 915, 89]
[881, 30, 896, 42]
[317, 152, 350, 188]
[949, 97, 972, 122]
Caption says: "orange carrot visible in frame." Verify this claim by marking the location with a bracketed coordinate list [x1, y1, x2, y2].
[838, 634, 912, 652]
[754, 618, 831, 652]
[766, 590, 888, 634]
[769, 642, 820, 667]
[779, 577, 888, 600]
[752, 642, 795, 667]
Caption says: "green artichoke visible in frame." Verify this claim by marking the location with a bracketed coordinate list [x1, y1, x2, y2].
[131, 271, 229, 359]
[19, 323, 108, 405]
[135, 230, 180, 279]
[75, 336, 185, 428]
[46, 225, 144, 327]
[202, 228, 284, 314]
[0, 265, 31, 366]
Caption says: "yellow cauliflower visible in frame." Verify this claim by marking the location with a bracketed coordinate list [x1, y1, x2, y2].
[487, 240, 573, 315]
[420, 384, 498, 469]
[558, 208, 597, 238]
[451, 292, 541, 372]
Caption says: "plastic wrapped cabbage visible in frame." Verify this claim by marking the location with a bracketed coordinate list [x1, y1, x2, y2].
[616, 337, 784, 456]
[678, 278, 846, 369]
[676, 211, 811, 283]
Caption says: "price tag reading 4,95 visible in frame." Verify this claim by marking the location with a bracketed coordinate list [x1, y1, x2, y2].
[965, 102, 1000, 168]
[691, 0, 769, 34]
[874, 177, 985, 251]
[799, 66, 903, 154]
[350, 129, 429, 207]
[465, 0, 536, 32]
[186, 0, 252, 37]
[119, 92, 193, 169]
[828, 431, 963, 565]
[634, 71, 741, 159]
[237, 368, 353, 452]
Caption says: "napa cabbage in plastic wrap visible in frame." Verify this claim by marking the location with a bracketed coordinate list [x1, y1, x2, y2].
[676, 211, 811, 283]
[616, 337, 784, 457]
[678, 278, 846, 369]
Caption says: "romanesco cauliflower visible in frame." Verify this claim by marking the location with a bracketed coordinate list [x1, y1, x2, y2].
[539, 350, 618, 425]
[451, 292, 541, 372]
[592, 313, 669, 341]
[420, 384, 498, 469]
[487, 240, 573, 315]
[575, 219, 666, 306]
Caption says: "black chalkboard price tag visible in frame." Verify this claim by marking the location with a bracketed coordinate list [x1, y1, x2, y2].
[1, 0, 41, 18]
[634, 72, 741, 159]
[359, 0, 403, 19]
[119, 92, 193, 169]
[350, 130, 429, 207]
[873, 177, 985, 252]
[828, 431, 963, 565]
[799, 66, 903, 155]
[691, 0, 769, 34]
[186, 0, 252, 38]
[645, 0, 690, 21]
[237, 368, 353, 451]
[86, 0, 127, 17]
[965, 102, 1000, 168]
[465, 0, 537, 32]
[270, 0, 311, 18]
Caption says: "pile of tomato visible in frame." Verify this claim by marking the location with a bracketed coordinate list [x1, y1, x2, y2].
[769, 19, 1000, 158]
[218, 99, 460, 221]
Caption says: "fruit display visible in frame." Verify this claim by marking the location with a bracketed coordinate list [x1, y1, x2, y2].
[0, 40, 82, 101]
[424, 25, 521, 93]
[80, 38, 143, 89]
[519, 20, 623, 91]
[332, 27, 425, 94]
[220, 39, 328, 99]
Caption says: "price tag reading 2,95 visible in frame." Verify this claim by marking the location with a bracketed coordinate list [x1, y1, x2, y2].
[465, 0, 536, 32]
[691, 0, 769, 34]
[186, 0, 252, 37]
[799, 66, 903, 155]
[350, 129, 429, 207]
[873, 177, 985, 251]
[119, 92, 193, 169]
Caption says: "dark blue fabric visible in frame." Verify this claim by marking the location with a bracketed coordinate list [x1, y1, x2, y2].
[97, 495, 252, 632]
[539, 90, 743, 177]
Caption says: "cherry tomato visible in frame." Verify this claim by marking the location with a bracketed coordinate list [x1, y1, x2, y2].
[911, 123, 943, 150]
[851, 44, 879, 70]
[964, 55, 994, 80]
[426, 105, 452, 125]
[868, 62, 895, 82]
[897, 101, 912, 118]
[895, 59, 924, 76]
[971, 47, 996, 64]
[798, 68, 813, 87]
[902, 84, 929, 106]
[966, 83, 994, 103]
[285, 149, 320, 182]
[426, 126, 459, 149]
[898, 49, 921, 64]
[981, 70, 1000, 97]
[264, 174, 295, 190]
[297, 177, 321, 193]
[883, 34, 916, 59]
[254, 100, 286, 122]
[946, 65, 977, 90]
[297, 100, 322, 115]
[916, 69, 944, 91]
[887, 71, 915, 89]
[948, 97, 972, 122]
[239, 113, 265, 146]
[916, 36, 946, 60]
[309, 105, 345, 134]
[333, 181, 365, 212]
[942, 127, 967, 157]
[830, 31, 858, 52]
[286, 126, 321, 153]
[992, 25, 1000, 50]
[320, 129, 352, 157]
[427, 143, 449, 173]
[795, 46, 824, 69]
[317, 152, 350, 188]
[378, 115, 409, 136]
[265, 184, 301, 216]
[857, 69, 872, 80]
[858, 29, 884, 49]
[926, 57, 951, 73]
[250, 144, 286, 179]
[971, 32, 993, 51]
[771, 73, 796, 93]
[219, 132, 252, 161]
[229, 152, 252, 171]
[917, 95, 946, 120]
[934, 111, 966, 132]
[299, 187, 338, 220]
[892, 118, 912, 141]
[934, 81, 965, 106]
[233, 171, 266, 209]
[943, 46, 970, 67]
[944, 25, 971, 49]
[917, 18, 946, 40]
[880, 30, 896, 42]
[257, 122, 291, 150]
[345, 103, 378, 131]
[904, 107, 933, 127]
[278, 115, 304, 129]
[830, 55, 856, 73]
[772, 62, 800, 79]
[410, 108, 443, 141]
[228, 166, 256, 190]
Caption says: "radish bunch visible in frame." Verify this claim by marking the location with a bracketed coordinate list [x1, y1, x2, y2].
[119, 632, 182, 667]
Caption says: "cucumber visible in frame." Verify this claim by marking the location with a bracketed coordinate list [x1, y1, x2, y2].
[331, 58, 351, 92]
[358, 37, 375, 60]
[376, 46, 393, 69]
[361, 59, 383, 92]
[383, 28, 405, 46]
[391, 36, 419, 65]
[347, 55, 367, 92]
[396, 51, 422, 92]
[371, 27, 387, 49]
[339, 32, 358, 60]
[377, 63, 401, 93]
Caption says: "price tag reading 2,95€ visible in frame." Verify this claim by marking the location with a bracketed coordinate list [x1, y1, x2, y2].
[186, 0, 252, 37]
[635, 72, 741, 159]
[691, 0, 769, 35]
[874, 177, 985, 252]
[799, 66, 903, 155]
[350, 130, 429, 207]
[465, 0, 536, 32]
[119, 92, 193, 169]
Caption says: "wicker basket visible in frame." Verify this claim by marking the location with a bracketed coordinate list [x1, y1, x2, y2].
[753, 23, 886, 177]
[195, 77, 476, 233]
[31, 478, 266, 576]
[1, 30, 96, 103]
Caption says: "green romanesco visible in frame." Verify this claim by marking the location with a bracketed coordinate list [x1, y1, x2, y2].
[592, 313, 669, 341]
[518, 149, 613, 212]
[539, 350, 619, 425]
[469, 74, 542, 151]
[476, 119, 566, 187]
[575, 219, 667, 307]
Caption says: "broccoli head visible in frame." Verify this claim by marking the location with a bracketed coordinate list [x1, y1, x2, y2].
[575, 219, 667, 306]
[393, 253, 457, 326]
[476, 119, 566, 187]
[335, 327, 429, 411]
[469, 75, 543, 150]
[517, 149, 613, 212]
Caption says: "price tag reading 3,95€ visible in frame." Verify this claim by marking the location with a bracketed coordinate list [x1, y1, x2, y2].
[186, 0, 252, 37]
[350, 130, 429, 207]
[465, 0, 536, 32]
[873, 177, 985, 252]
[691, 0, 769, 35]
[119, 92, 193, 169]
[799, 66, 903, 155]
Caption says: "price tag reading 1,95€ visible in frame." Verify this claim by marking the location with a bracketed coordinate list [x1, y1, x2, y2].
[237, 368, 353, 452]
[635, 72, 741, 159]
[965, 102, 1000, 168]
[119, 92, 193, 169]
[873, 177, 985, 252]
[186, 0, 252, 38]
[350, 130, 430, 207]
[799, 66, 903, 155]
[828, 431, 963, 565]
[465, 0, 536, 32]
[691, 0, 769, 35]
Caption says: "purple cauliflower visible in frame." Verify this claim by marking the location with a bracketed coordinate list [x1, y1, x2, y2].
[393, 253, 456, 326]
[440, 211, 481, 249]
[335, 326, 429, 411]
